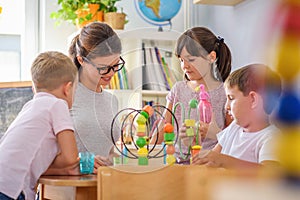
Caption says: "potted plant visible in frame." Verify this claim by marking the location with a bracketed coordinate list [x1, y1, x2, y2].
[50, 0, 106, 28]
[102, 0, 127, 30]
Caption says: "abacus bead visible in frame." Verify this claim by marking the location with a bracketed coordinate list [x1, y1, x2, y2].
[166, 155, 176, 165]
[186, 127, 194, 136]
[136, 132, 146, 137]
[136, 137, 146, 148]
[164, 132, 175, 142]
[189, 99, 198, 108]
[143, 105, 154, 117]
[137, 147, 148, 156]
[138, 157, 148, 165]
[166, 145, 175, 154]
[164, 141, 174, 145]
[185, 119, 195, 127]
[140, 110, 149, 119]
[164, 123, 174, 133]
[137, 124, 146, 132]
[136, 114, 147, 125]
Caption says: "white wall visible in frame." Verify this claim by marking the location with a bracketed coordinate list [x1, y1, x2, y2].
[40, 0, 185, 54]
[41, 0, 282, 71]
[189, 0, 280, 70]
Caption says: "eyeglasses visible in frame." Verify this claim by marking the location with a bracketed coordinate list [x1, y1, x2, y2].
[83, 56, 125, 75]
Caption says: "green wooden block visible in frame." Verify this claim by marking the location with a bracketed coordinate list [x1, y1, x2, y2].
[138, 157, 148, 165]
[164, 132, 175, 142]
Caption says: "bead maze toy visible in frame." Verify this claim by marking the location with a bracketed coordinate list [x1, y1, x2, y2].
[173, 84, 212, 163]
[110, 84, 212, 165]
[111, 104, 179, 165]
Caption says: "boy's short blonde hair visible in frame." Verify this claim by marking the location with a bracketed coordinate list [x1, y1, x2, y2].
[31, 51, 77, 91]
[225, 64, 282, 114]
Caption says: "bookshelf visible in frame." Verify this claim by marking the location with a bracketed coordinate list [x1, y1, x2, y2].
[114, 28, 182, 108]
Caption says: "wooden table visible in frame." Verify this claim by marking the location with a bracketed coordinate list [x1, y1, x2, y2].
[38, 175, 97, 200]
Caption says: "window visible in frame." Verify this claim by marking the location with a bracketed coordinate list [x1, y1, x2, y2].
[0, 0, 38, 82]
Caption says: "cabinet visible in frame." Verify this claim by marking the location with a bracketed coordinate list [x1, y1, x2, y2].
[112, 28, 182, 109]
[193, 0, 245, 6]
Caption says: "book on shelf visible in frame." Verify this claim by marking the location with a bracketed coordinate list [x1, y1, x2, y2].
[142, 44, 178, 91]
[153, 47, 170, 91]
[149, 47, 167, 91]
[107, 68, 129, 90]
[142, 43, 160, 91]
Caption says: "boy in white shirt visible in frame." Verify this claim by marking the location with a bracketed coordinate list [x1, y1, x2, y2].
[192, 64, 282, 168]
[0, 51, 80, 200]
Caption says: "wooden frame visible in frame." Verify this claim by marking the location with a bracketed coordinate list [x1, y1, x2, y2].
[0, 81, 32, 88]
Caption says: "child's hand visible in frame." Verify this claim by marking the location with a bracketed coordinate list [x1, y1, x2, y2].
[66, 158, 81, 175]
[179, 123, 193, 146]
[191, 150, 222, 167]
[179, 123, 188, 139]
[198, 121, 209, 141]
[93, 155, 112, 173]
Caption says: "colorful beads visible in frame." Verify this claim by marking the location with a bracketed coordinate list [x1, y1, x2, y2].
[184, 119, 195, 127]
[189, 99, 198, 108]
[135, 105, 155, 165]
[143, 105, 154, 117]
[164, 123, 174, 133]
[136, 137, 147, 148]
[163, 123, 175, 165]
[185, 119, 195, 137]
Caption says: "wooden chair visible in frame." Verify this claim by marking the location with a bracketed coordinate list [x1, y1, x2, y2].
[97, 165, 216, 200]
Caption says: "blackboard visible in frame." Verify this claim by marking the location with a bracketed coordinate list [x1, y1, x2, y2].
[0, 86, 33, 135]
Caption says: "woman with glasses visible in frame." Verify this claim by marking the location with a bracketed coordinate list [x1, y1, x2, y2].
[69, 22, 124, 168]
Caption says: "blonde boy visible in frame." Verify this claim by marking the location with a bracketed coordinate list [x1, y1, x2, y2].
[192, 64, 282, 168]
[0, 51, 79, 200]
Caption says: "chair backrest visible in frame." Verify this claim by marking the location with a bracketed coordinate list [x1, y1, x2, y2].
[97, 165, 215, 200]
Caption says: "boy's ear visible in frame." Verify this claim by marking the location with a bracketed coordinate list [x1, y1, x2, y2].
[63, 81, 73, 97]
[249, 91, 260, 109]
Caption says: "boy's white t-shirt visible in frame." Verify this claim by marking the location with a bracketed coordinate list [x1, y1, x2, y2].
[0, 92, 74, 199]
[217, 122, 280, 163]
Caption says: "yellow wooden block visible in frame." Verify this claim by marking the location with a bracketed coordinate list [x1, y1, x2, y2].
[186, 127, 194, 137]
[184, 119, 195, 127]
[136, 114, 147, 125]
[166, 155, 176, 165]
[137, 147, 148, 156]
[136, 124, 146, 132]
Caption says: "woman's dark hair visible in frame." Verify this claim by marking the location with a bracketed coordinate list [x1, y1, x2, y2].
[69, 22, 122, 70]
[175, 27, 232, 82]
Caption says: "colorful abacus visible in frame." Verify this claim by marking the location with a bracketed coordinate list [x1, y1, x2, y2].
[111, 105, 179, 166]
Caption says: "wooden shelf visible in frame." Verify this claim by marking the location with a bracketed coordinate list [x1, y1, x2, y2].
[141, 90, 169, 97]
[0, 81, 32, 88]
[116, 28, 181, 41]
[193, 0, 245, 6]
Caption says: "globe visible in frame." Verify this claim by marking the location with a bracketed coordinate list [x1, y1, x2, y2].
[134, 0, 182, 28]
